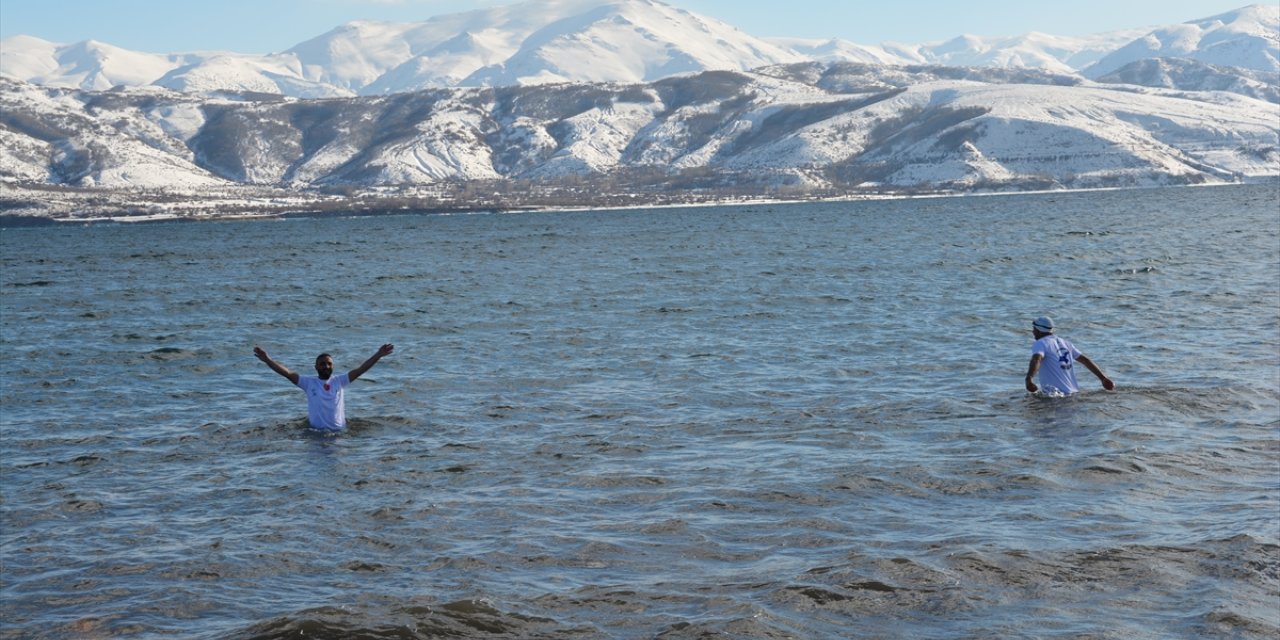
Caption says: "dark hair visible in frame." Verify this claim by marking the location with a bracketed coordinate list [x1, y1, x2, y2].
[315, 353, 333, 364]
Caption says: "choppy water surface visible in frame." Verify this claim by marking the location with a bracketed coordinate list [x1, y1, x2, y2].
[2, 184, 1278, 639]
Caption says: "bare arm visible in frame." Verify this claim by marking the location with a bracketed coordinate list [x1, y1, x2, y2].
[1025, 353, 1043, 393]
[254, 346, 300, 385]
[1075, 354, 1115, 390]
[349, 343, 394, 382]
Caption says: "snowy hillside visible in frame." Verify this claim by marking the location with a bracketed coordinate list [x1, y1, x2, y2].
[1096, 57, 1280, 102]
[2, 62, 1275, 217]
[0, 83, 230, 188]
[2, 2, 1276, 98]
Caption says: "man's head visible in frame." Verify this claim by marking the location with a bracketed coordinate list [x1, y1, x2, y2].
[315, 353, 334, 379]
[1032, 316, 1055, 338]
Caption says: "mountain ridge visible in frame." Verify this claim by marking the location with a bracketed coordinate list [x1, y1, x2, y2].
[1084, 3, 1280, 77]
[2, 60, 1274, 215]
[2, 1, 1275, 98]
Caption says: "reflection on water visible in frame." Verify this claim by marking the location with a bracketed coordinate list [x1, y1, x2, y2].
[2, 184, 1278, 638]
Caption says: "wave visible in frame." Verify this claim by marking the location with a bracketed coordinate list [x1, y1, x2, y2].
[776, 535, 1280, 638]
[217, 534, 1279, 639]
[226, 598, 590, 640]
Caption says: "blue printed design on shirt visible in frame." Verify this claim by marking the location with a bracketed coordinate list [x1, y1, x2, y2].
[1057, 348, 1073, 369]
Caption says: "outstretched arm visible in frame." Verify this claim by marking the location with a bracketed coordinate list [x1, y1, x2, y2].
[254, 346, 300, 385]
[1076, 354, 1115, 390]
[349, 343, 394, 382]
[1025, 353, 1043, 393]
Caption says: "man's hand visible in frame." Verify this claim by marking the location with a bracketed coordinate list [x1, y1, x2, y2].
[255, 345, 299, 384]
[350, 343, 395, 382]
[1025, 377, 1038, 393]
[1101, 377, 1115, 391]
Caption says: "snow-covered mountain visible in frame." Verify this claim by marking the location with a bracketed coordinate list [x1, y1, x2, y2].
[1, 1, 1277, 220]
[1084, 4, 1280, 78]
[2, 2, 1276, 98]
[772, 29, 1147, 75]
[1, 0, 803, 97]
[0, 35, 211, 92]
[2, 61, 1275, 210]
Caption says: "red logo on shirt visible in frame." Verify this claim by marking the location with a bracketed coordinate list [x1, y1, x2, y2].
[323, 384, 331, 391]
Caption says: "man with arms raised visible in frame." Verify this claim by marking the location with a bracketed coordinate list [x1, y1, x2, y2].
[254, 344, 394, 430]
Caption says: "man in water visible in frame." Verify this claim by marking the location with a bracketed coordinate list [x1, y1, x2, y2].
[1024, 317, 1114, 396]
[254, 344, 394, 429]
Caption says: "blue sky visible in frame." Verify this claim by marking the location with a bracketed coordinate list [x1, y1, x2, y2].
[0, 0, 1256, 54]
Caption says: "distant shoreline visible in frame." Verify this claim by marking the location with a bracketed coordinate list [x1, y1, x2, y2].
[1, 180, 1274, 228]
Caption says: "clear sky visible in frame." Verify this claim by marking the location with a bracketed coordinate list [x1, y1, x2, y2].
[0, 0, 1257, 54]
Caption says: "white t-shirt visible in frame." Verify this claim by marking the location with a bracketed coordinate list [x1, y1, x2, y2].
[1031, 335, 1083, 396]
[297, 373, 350, 430]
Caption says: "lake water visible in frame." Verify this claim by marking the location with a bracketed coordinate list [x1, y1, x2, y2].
[2, 184, 1277, 639]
